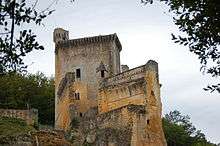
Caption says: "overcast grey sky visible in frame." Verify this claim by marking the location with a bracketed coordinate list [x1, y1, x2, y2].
[23, 0, 219, 143]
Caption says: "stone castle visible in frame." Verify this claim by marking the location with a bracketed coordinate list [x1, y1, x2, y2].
[54, 28, 167, 146]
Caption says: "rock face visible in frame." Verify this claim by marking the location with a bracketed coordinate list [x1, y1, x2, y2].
[54, 28, 167, 146]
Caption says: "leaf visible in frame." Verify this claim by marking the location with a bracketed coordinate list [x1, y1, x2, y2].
[48, 10, 55, 15]
[22, 30, 27, 37]
[34, 10, 37, 16]
[171, 33, 177, 40]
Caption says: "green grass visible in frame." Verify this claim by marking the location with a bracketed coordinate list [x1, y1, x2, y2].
[0, 117, 35, 144]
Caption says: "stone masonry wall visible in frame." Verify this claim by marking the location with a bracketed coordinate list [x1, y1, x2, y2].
[98, 60, 167, 146]
[0, 109, 38, 126]
[53, 30, 166, 146]
[54, 33, 122, 129]
[98, 65, 146, 113]
[55, 41, 120, 99]
[70, 104, 162, 146]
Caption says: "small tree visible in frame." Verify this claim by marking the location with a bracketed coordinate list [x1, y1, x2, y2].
[0, 72, 55, 125]
[163, 110, 216, 146]
[0, 0, 54, 73]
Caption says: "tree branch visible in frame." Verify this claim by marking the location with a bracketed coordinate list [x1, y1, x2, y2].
[40, 0, 59, 14]
[0, 31, 10, 35]
[32, 0, 38, 10]
[9, 0, 15, 70]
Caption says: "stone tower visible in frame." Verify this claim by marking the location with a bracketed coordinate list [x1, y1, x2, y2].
[54, 28, 122, 129]
[54, 28, 167, 146]
[53, 28, 69, 44]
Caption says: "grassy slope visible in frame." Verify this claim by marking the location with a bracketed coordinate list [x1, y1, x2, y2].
[0, 117, 35, 144]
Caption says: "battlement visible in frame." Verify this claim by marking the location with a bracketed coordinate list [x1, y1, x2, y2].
[55, 33, 122, 53]
[98, 60, 160, 114]
[101, 65, 145, 88]
[101, 60, 159, 88]
[53, 28, 69, 44]
[98, 65, 147, 113]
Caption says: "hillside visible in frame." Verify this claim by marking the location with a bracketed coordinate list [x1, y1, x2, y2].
[0, 117, 35, 144]
[0, 117, 72, 146]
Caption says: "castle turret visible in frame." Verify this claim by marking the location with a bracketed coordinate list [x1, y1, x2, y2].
[53, 28, 69, 44]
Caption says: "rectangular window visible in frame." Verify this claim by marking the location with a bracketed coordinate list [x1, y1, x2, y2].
[76, 68, 81, 78]
[101, 70, 105, 78]
[75, 93, 80, 100]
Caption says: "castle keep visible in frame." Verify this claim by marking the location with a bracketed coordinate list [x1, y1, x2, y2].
[54, 28, 167, 146]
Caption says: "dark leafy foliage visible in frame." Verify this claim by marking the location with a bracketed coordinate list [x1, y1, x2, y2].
[0, 0, 54, 73]
[204, 83, 220, 93]
[163, 110, 217, 146]
[142, 0, 220, 93]
[0, 72, 55, 125]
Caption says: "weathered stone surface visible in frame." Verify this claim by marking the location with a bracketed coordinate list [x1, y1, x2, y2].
[0, 109, 38, 126]
[86, 131, 96, 143]
[57, 72, 75, 99]
[54, 29, 167, 146]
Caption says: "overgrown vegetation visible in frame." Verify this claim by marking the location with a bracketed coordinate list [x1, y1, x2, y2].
[163, 110, 217, 146]
[142, 0, 220, 93]
[0, 0, 54, 73]
[0, 72, 218, 145]
[0, 117, 35, 144]
[67, 117, 80, 143]
[0, 72, 55, 125]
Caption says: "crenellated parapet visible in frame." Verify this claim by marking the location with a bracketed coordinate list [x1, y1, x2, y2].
[100, 60, 159, 88]
[98, 60, 160, 113]
[100, 65, 145, 88]
[55, 33, 122, 54]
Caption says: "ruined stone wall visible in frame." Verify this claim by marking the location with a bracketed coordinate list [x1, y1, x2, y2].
[70, 105, 133, 146]
[53, 30, 166, 145]
[143, 61, 166, 146]
[0, 109, 38, 126]
[98, 65, 146, 113]
[97, 60, 167, 146]
[55, 60, 167, 145]
[71, 104, 164, 146]
[55, 73, 97, 130]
